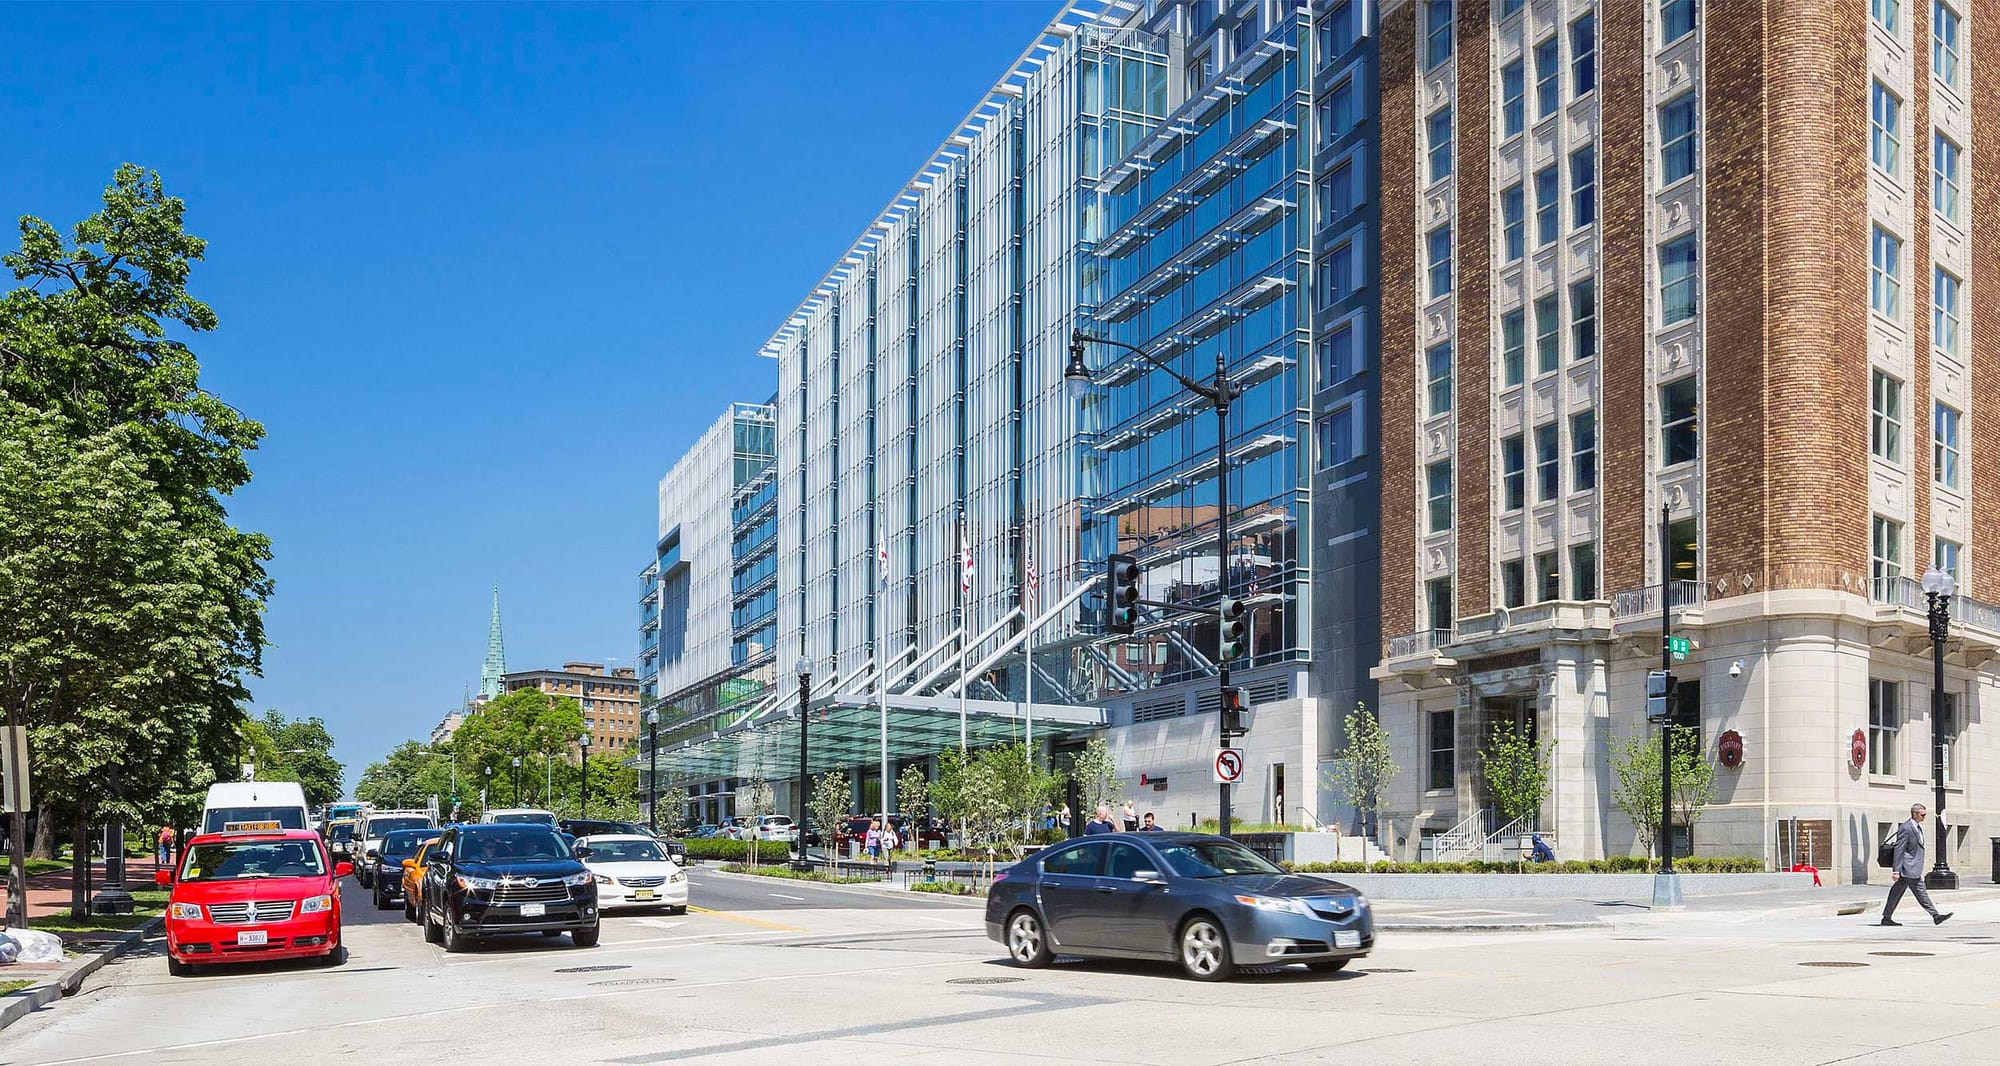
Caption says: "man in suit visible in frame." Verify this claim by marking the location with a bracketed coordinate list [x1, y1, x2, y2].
[1881, 803, 1952, 927]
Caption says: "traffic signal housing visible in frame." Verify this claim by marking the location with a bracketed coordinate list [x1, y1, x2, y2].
[1218, 597, 1248, 661]
[1645, 670, 1677, 721]
[1220, 685, 1251, 737]
[1105, 554, 1141, 634]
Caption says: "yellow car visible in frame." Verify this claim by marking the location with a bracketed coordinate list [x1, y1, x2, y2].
[401, 839, 441, 924]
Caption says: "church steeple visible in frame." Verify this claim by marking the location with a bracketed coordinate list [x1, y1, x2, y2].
[480, 585, 506, 700]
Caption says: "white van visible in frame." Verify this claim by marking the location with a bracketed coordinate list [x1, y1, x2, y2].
[201, 781, 311, 835]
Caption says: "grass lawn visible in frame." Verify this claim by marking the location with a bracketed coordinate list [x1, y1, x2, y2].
[29, 887, 167, 938]
[718, 863, 879, 885]
[0, 979, 33, 996]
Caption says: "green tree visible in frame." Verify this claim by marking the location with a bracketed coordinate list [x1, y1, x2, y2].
[1671, 734, 1719, 847]
[1067, 737, 1122, 815]
[654, 784, 689, 832]
[253, 711, 344, 807]
[1610, 733, 1663, 860]
[451, 687, 586, 788]
[1480, 721, 1554, 826]
[355, 741, 452, 811]
[981, 742, 1062, 846]
[1324, 702, 1398, 837]
[806, 771, 849, 867]
[895, 764, 930, 853]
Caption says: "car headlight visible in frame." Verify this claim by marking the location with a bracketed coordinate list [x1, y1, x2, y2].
[456, 874, 500, 891]
[1234, 894, 1311, 916]
[169, 902, 203, 921]
[300, 894, 334, 914]
[562, 871, 594, 887]
[668, 871, 684, 883]
[594, 874, 613, 884]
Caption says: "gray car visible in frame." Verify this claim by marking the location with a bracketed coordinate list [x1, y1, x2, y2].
[984, 832, 1373, 981]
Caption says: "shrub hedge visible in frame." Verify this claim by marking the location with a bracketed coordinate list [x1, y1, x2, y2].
[909, 880, 985, 897]
[679, 839, 784, 863]
[1282, 856, 1766, 875]
[716, 863, 878, 884]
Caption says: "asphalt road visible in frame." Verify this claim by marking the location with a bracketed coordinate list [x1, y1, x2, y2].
[7, 869, 2000, 1065]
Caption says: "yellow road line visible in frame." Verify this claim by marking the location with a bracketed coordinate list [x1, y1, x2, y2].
[687, 905, 802, 932]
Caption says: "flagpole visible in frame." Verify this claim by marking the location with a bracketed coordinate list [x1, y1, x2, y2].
[1023, 533, 1034, 764]
[877, 543, 889, 847]
[959, 515, 969, 752]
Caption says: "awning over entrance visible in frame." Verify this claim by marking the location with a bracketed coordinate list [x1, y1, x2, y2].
[650, 694, 1105, 781]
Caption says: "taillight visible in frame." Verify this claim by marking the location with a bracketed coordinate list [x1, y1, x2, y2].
[991, 872, 1008, 884]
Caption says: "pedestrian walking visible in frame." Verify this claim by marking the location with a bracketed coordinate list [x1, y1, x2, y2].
[1058, 805, 1071, 835]
[1880, 803, 1952, 927]
[1084, 806, 1116, 835]
[864, 819, 883, 861]
[880, 822, 899, 855]
[156, 825, 176, 867]
[1122, 801, 1138, 832]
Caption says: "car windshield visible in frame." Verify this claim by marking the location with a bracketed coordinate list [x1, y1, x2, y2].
[1154, 840, 1285, 878]
[491, 812, 555, 825]
[204, 807, 307, 833]
[459, 828, 570, 861]
[329, 824, 356, 840]
[369, 817, 430, 836]
[381, 832, 433, 858]
[182, 840, 326, 882]
[585, 840, 666, 863]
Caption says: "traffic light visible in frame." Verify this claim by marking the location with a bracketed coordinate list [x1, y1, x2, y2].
[1105, 553, 1141, 634]
[1220, 686, 1252, 737]
[1218, 597, 1248, 660]
[1645, 670, 1677, 721]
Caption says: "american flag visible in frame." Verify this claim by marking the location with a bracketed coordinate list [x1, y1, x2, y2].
[960, 523, 974, 595]
[877, 543, 890, 589]
[1024, 538, 1038, 609]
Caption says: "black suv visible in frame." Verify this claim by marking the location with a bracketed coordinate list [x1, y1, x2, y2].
[366, 828, 437, 910]
[420, 824, 600, 952]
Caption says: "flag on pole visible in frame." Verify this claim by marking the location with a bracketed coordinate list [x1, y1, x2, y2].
[960, 522, 974, 595]
[1024, 537, 1038, 610]
[877, 543, 890, 589]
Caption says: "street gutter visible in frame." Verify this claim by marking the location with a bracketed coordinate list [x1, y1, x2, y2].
[0, 916, 163, 1032]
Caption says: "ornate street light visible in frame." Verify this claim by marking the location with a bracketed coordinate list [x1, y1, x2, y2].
[1922, 566, 1959, 890]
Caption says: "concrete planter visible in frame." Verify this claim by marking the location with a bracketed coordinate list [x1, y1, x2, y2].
[1308, 871, 1817, 900]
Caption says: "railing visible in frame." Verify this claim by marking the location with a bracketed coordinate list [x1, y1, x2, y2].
[1479, 813, 1538, 862]
[1612, 579, 1707, 618]
[1384, 628, 1453, 659]
[1432, 809, 1487, 863]
[1869, 575, 2000, 633]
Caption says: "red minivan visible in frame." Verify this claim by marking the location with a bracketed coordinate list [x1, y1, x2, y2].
[157, 828, 351, 976]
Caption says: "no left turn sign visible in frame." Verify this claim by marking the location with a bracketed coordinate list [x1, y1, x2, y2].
[1212, 748, 1245, 784]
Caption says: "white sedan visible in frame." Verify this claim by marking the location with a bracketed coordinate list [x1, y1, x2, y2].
[575, 834, 688, 913]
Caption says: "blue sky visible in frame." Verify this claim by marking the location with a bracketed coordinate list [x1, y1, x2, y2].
[2, 1, 1058, 785]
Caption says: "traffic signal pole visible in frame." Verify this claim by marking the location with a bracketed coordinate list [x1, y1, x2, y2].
[1659, 504, 1673, 877]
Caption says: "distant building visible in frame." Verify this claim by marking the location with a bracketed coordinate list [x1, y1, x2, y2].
[429, 712, 464, 747]
[504, 663, 643, 755]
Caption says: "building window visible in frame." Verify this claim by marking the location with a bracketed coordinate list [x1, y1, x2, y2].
[1428, 226, 1452, 297]
[1871, 81, 1901, 177]
[1502, 434, 1526, 511]
[1934, 401, 1962, 488]
[1535, 294, 1560, 374]
[1502, 560, 1526, 608]
[1536, 551, 1561, 602]
[1663, 0, 1697, 43]
[1324, 2, 1356, 56]
[1425, 0, 1453, 70]
[1535, 422, 1561, 501]
[1935, 536, 1963, 585]
[1534, 165, 1559, 246]
[1662, 376, 1699, 466]
[1868, 678, 1900, 776]
[1873, 0, 1901, 33]
[1572, 410, 1597, 491]
[1427, 576, 1453, 632]
[1318, 405, 1357, 467]
[1427, 342, 1453, 416]
[1502, 183, 1525, 262]
[1872, 515, 1904, 588]
[1935, 132, 1962, 225]
[1871, 225, 1902, 319]
[1871, 370, 1903, 463]
[1660, 93, 1698, 185]
[1534, 35, 1560, 119]
[1571, 541, 1599, 600]
[1427, 461, 1453, 533]
[1935, 267, 1962, 357]
[1935, 1, 1963, 88]
[1317, 159, 1356, 222]
[1232, 11, 1261, 58]
[1319, 321, 1357, 383]
[1319, 241, 1353, 305]
[1660, 236, 1698, 324]
[1570, 12, 1596, 96]
[1427, 107, 1454, 182]
[1428, 711, 1455, 791]
[1669, 517, 1699, 578]
[1502, 309, 1526, 387]
[1501, 0, 1525, 16]
[1502, 59, 1525, 139]
[1321, 77, 1356, 144]
[1570, 277, 1597, 362]
[1570, 145, 1596, 228]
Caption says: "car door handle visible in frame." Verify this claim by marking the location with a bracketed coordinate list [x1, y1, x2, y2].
[1094, 886, 1116, 894]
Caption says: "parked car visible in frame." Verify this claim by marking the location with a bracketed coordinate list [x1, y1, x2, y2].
[560, 819, 652, 839]
[366, 829, 436, 910]
[985, 832, 1373, 981]
[748, 815, 796, 842]
[156, 829, 350, 977]
[574, 834, 687, 914]
[687, 823, 722, 839]
[419, 824, 600, 952]
[401, 839, 442, 923]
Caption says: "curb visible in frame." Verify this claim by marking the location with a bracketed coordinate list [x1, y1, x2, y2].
[697, 867, 990, 907]
[0, 916, 163, 1032]
[1376, 920, 1601, 933]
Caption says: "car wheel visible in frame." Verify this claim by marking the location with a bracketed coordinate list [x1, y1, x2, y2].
[1178, 916, 1234, 981]
[167, 955, 194, 978]
[665, 905, 687, 916]
[1305, 959, 1349, 974]
[1005, 909, 1052, 968]
[441, 917, 469, 953]
[423, 909, 443, 945]
[571, 922, 601, 948]
[322, 943, 348, 967]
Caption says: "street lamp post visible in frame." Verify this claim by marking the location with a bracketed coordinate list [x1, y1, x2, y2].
[645, 709, 660, 834]
[1068, 330, 1241, 835]
[482, 766, 492, 810]
[512, 755, 522, 806]
[1923, 566, 1960, 890]
[578, 731, 592, 820]
[793, 657, 813, 871]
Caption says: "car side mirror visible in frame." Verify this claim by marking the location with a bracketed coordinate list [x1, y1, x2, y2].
[154, 868, 174, 886]
[365, 850, 381, 861]
[333, 862, 354, 878]
[1133, 869, 1165, 884]
[573, 847, 593, 858]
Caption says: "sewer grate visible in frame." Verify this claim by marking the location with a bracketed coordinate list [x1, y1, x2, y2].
[1868, 951, 1935, 958]
[1358, 968, 1413, 974]
[947, 976, 1024, 985]
[555, 964, 632, 974]
[591, 977, 676, 987]
[1799, 961, 1869, 968]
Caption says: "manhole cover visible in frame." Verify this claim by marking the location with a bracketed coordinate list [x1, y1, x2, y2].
[1869, 951, 1935, 958]
[1799, 961, 1869, 968]
[590, 977, 676, 987]
[554, 965, 631, 974]
[948, 976, 1024, 985]
[1358, 967, 1413, 974]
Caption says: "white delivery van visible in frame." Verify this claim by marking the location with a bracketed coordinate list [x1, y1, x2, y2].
[201, 781, 311, 834]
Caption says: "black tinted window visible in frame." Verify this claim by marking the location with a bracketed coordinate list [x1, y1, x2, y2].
[459, 828, 570, 861]
[1041, 843, 1105, 876]
[1105, 843, 1151, 880]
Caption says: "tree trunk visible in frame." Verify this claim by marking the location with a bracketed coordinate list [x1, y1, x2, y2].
[29, 800, 56, 860]
[71, 813, 88, 918]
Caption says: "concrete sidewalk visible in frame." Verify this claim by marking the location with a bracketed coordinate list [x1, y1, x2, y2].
[0, 854, 165, 925]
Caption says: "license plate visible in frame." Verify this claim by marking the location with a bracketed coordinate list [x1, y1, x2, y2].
[519, 903, 546, 917]
[634, 890, 655, 900]
[1333, 930, 1361, 949]
[238, 930, 268, 946]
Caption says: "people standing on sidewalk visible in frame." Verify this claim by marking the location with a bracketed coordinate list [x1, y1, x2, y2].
[1057, 805, 1071, 835]
[1121, 801, 1138, 832]
[1880, 803, 1952, 927]
[864, 819, 883, 862]
[1138, 812, 1162, 832]
[156, 825, 175, 866]
[1083, 806, 1115, 835]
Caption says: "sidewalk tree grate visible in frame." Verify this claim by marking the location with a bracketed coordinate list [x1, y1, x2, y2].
[947, 976, 1023, 985]
[591, 977, 675, 987]
[1868, 951, 1934, 957]
[555, 965, 632, 974]
[1798, 961, 1868, 968]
